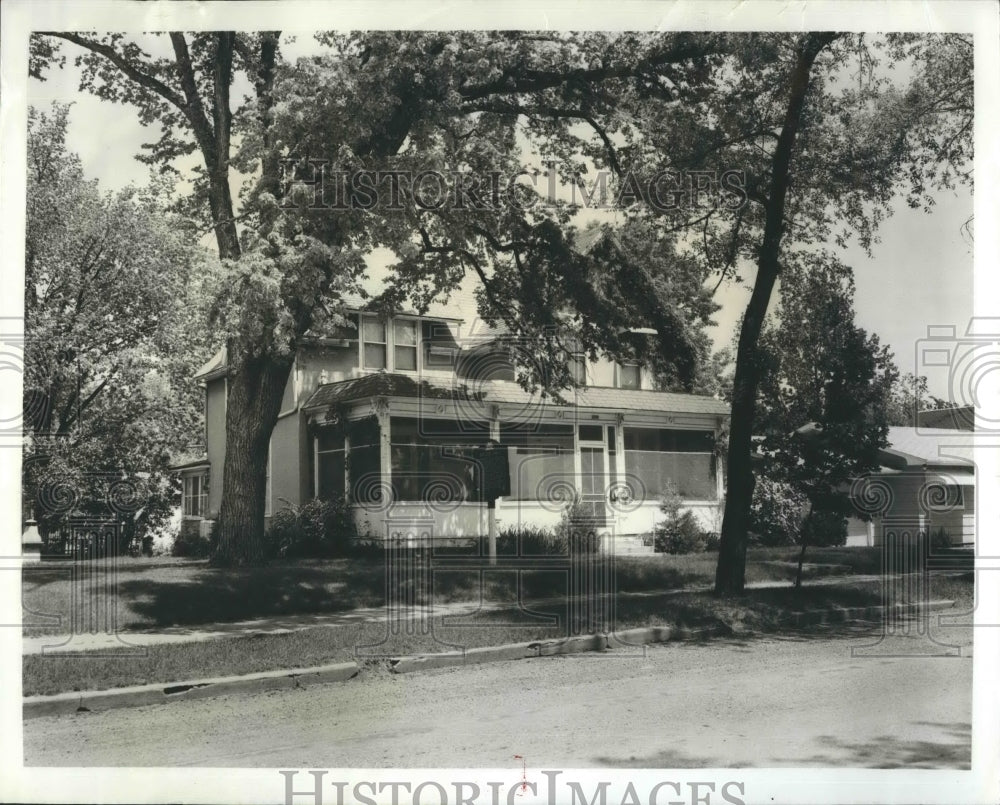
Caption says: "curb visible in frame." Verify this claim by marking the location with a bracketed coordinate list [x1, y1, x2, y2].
[23, 661, 359, 720]
[23, 599, 955, 717]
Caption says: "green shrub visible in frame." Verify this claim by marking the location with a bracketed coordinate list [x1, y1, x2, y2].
[801, 508, 847, 547]
[496, 525, 563, 555]
[265, 497, 359, 559]
[930, 527, 953, 552]
[703, 532, 721, 551]
[171, 527, 211, 558]
[748, 476, 808, 546]
[554, 494, 602, 554]
[651, 482, 709, 554]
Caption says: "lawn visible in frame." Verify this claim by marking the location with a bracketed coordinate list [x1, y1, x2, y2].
[21, 546, 898, 637]
[22, 572, 973, 697]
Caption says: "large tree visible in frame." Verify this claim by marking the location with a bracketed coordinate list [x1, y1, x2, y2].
[754, 255, 898, 586]
[32, 31, 972, 583]
[23, 104, 214, 550]
[31, 31, 724, 564]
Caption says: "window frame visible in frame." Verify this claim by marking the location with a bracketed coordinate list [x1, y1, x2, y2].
[361, 314, 388, 370]
[568, 352, 587, 386]
[359, 314, 422, 373]
[392, 318, 419, 373]
[182, 474, 208, 518]
[617, 362, 641, 390]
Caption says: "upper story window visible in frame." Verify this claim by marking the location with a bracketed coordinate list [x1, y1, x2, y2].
[618, 362, 640, 390]
[569, 353, 587, 385]
[394, 319, 418, 371]
[362, 316, 387, 369]
[361, 314, 419, 372]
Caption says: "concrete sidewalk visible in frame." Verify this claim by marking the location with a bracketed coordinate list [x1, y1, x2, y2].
[22, 571, 940, 656]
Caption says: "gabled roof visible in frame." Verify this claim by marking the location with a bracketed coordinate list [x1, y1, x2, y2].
[303, 371, 729, 417]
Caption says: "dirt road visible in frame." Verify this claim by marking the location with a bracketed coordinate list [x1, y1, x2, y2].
[24, 625, 972, 768]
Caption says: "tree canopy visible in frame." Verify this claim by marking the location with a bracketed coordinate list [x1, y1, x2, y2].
[24, 104, 217, 550]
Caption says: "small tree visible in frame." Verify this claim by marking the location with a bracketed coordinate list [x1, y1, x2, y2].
[652, 482, 706, 554]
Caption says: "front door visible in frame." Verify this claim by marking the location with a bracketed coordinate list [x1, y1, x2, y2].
[578, 425, 610, 527]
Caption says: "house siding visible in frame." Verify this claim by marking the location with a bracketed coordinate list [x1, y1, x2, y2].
[205, 377, 227, 518]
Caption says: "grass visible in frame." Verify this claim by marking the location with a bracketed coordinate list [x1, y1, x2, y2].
[23, 546, 913, 638]
[22, 571, 973, 697]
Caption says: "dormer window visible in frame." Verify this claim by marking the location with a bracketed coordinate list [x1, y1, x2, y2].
[362, 316, 387, 370]
[394, 319, 418, 371]
[618, 362, 640, 390]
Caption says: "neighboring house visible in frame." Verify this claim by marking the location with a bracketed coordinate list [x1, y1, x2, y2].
[915, 405, 975, 431]
[846, 426, 975, 547]
[174, 283, 729, 551]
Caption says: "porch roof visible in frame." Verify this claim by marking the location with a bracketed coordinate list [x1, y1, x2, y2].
[302, 371, 729, 416]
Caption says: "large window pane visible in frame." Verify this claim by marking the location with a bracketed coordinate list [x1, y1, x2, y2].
[364, 343, 387, 370]
[501, 423, 575, 501]
[317, 451, 346, 499]
[624, 450, 716, 500]
[394, 345, 417, 371]
[362, 316, 386, 343]
[389, 417, 489, 502]
[619, 363, 640, 389]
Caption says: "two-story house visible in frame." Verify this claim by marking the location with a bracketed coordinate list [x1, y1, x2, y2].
[175, 283, 729, 551]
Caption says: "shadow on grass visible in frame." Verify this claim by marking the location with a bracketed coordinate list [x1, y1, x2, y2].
[115, 561, 391, 628]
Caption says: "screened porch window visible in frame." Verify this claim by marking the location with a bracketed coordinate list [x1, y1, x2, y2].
[623, 427, 716, 500]
[182, 474, 208, 517]
[390, 417, 490, 503]
[316, 429, 346, 500]
[500, 423, 575, 502]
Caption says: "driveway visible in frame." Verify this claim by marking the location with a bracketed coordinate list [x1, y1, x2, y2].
[24, 623, 972, 768]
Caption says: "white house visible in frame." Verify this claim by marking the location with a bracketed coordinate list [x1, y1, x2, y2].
[176, 284, 729, 552]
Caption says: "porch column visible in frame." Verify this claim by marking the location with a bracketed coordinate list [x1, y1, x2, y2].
[374, 397, 391, 499]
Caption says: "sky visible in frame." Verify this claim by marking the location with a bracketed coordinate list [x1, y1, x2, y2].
[26, 33, 974, 400]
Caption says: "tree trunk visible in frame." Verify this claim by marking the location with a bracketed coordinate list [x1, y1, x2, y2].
[714, 33, 839, 595]
[794, 503, 814, 590]
[211, 353, 294, 565]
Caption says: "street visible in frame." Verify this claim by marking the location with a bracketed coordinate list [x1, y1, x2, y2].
[24, 625, 972, 768]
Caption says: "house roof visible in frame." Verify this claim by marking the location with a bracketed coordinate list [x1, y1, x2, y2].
[880, 426, 975, 469]
[193, 347, 228, 381]
[302, 371, 729, 417]
[170, 456, 210, 472]
[915, 406, 975, 431]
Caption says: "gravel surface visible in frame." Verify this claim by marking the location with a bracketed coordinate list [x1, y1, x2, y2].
[24, 622, 972, 769]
